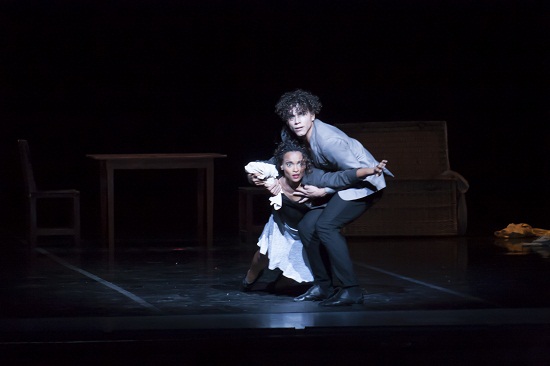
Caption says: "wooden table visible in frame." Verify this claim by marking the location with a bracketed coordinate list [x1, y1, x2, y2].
[87, 153, 227, 256]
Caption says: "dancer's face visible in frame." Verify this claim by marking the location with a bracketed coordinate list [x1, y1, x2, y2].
[286, 106, 315, 140]
[281, 151, 306, 184]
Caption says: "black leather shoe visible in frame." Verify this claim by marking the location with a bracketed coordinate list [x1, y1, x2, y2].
[241, 270, 264, 292]
[319, 287, 364, 306]
[293, 284, 330, 302]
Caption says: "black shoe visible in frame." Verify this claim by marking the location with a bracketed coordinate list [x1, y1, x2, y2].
[293, 284, 330, 302]
[319, 287, 364, 306]
[241, 270, 264, 292]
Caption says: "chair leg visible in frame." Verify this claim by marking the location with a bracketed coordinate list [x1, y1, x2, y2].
[28, 197, 37, 254]
[73, 195, 81, 247]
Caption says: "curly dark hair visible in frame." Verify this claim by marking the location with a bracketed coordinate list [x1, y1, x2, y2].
[273, 140, 312, 174]
[274, 89, 322, 121]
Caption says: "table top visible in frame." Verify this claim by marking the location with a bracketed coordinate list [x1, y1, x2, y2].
[86, 153, 227, 160]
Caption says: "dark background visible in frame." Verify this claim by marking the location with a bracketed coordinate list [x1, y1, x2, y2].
[1, 0, 548, 243]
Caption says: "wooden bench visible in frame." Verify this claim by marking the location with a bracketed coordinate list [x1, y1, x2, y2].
[238, 121, 469, 243]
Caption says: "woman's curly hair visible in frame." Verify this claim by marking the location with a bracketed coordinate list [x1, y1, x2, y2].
[274, 89, 322, 121]
[273, 139, 312, 174]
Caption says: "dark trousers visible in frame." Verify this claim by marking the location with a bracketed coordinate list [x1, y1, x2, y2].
[298, 191, 382, 290]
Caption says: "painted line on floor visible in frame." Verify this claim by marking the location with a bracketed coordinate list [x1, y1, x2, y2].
[354, 262, 500, 306]
[35, 248, 162, 313]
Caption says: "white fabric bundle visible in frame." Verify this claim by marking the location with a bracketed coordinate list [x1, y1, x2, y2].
[244, 162, 282, 210]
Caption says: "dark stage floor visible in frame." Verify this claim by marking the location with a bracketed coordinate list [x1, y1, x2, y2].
[1, 232, 550, 365]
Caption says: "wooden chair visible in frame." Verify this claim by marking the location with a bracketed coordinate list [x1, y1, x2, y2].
[17, 139, 80, 251]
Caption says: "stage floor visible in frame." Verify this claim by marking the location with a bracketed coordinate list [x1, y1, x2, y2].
[1, 233, 549, 365]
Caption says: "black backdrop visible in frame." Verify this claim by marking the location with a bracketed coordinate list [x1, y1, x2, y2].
[1, 0, 548, 242]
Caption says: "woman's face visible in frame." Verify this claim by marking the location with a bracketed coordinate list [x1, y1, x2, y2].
[286, 106, 315, 140]
[281, 151, 306, 184]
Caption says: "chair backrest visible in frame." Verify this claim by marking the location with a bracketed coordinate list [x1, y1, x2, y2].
[18, 139, 37, 194]
[334, 121, 451, 179]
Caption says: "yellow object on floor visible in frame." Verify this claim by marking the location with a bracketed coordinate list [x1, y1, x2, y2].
[494, 223, 550, 238]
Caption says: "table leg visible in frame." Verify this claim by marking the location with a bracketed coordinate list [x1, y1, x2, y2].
[99, 161, 108, 246]
[106, 162, 115, 258]
[196, 162, 214, 249]
[99, 161, 115, 260]
[197, 168, 205, 246]
[206, 160, 214, 250]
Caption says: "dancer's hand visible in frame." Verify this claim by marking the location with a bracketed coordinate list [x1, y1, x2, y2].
[265, 178, 282, 196]
[248, 173, 264, 186]
[374, 160, 388, 176]
[293, 185, 326, 203]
